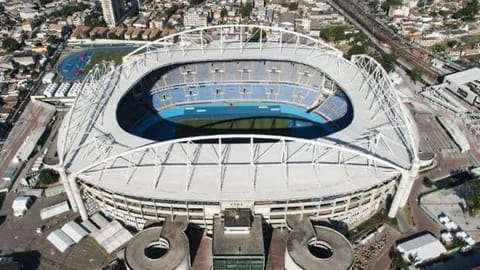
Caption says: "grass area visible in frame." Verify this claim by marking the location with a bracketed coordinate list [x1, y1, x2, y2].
[178, 117, 292, 129]
[175, 117, 293, 138]
[83, 49, 131, 74]
[349, 209, 398, 241]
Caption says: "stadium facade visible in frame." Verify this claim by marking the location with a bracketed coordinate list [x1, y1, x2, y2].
[52, 25, 419, 231]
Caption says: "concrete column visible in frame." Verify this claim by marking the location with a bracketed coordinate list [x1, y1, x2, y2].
[399, 160, 420, 208]
[388, 171, 410, 218]
[388, 160, 420, 218]
[58, 167, 78, 212]
[68, 174, 88, 220]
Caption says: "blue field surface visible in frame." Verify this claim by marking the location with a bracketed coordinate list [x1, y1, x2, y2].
[57, 50, 94, 81]
[57, 46, 137, 81]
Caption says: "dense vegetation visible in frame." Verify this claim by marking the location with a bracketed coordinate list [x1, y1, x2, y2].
[38, 169, 59, 187]
[453, 0, 480, 21]
[1, 37, 21, 52]
[465, 179, 480, 214]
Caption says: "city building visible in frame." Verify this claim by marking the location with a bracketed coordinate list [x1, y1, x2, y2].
[212, 209, 265, 270]
[183, 8, 208, 28]
[396, 233, 447, 264]
[100, 0, 125, 27]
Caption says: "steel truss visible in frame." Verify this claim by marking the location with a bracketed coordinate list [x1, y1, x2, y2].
[72, 134, 401, 192]
[55, 25, 420, 220]
[351, 55, 418, 163]
[58, 62, 122, 166]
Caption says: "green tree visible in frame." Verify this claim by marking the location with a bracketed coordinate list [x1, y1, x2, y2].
[465, 179, 480, 214]
[423, 176, 433, 187]
[453, 0, 480, 21]
[410, 67, 423, 82]
[189, 0, 206, 5]
[249, 27, 265, 42]
[378, 53, 396, 73]
[381, 0, 402, 11]
[288, 2, 298, 10]
[348, 44, 366, 57]
[446, 40, 457, 48]
[46, 35, 58, 44]
[241, 2, 253, 18]
[85, 17, 107, 27]
[39, 0, 53, 6]
[221, 7, 228, 18]
[432, 43, 447, 52]
[38, 169, 59, 187]
[2, 38, 20, 52]
[390, 249, 411, 270]
[320, 25, 347, 42]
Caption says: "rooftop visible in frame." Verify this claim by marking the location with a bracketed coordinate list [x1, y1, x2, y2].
[396, 233, 447, 262]
[58, 26, 417, 202]
[285, 215, 354, 270]
[224, 208, 251, 229]
[443, 67, 480, 85]
[213, 213, 264, 257]
[124, 216, 189, 270]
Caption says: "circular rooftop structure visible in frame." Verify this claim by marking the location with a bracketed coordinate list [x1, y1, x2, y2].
[124, 218, 189, 270]
[57, 25, 419, 230]
[285, 216, 354, 270]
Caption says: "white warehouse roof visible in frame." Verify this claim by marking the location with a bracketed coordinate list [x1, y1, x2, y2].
[443, 67, 480, 84]
[47, 229, 75, 252]
[91, 220, 133, 253]
[40, 201, 70, 220]
[397, 233, 446, 263]
[61, 221, 88, 243]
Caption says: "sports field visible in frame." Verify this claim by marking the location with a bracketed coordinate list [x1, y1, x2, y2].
[175, 117, 295, 138]
[179, 117, 292, 129]
[119, 102, 334, 141]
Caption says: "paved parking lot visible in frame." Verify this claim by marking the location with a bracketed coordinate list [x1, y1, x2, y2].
[414, 114, 475, 181]
[0, 191, 113, 269]
[421, 189, 480, 242]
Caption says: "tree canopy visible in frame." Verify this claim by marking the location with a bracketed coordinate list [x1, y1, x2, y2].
[2, 38, 21, 52]
[378, 53, 397, 73]
[381, 0, 402, 12]
[410, 67, 423, 82]
[347, 44, 367, 57]
[320, 25, 348, 42]
[465, 179, 480, 214]
[249, 27, 265, 42]
[189, 0, 206, 5]
[453, 0, 480, 21]
[38, 169, 59, 187]
[221, 7, 228, 18]
[241, 2, 253, 18]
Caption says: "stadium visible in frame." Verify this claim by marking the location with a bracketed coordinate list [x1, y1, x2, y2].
[54, 25, 419, 231]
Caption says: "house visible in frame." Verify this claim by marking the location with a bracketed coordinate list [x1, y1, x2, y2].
[107, 27, 127, 39]
[90, 27, 109, 38]
[133, 16, 149, 29]
[18, 8, 39, 20]
[70, 26, 92, 40]
[48, 24, 65, 37]
[22, 19, 34, 32]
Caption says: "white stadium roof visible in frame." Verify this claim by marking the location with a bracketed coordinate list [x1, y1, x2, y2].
[57, 25, 418, 203]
